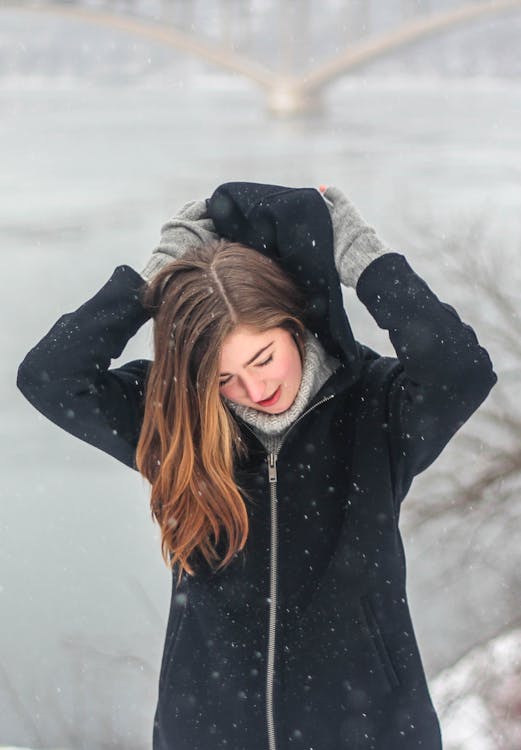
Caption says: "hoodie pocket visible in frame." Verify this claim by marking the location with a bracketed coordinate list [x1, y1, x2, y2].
[159, 592, 188, 688]
[359, 595, 400, 690]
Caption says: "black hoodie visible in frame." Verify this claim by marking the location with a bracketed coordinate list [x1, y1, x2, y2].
[17, 182, 497, 750]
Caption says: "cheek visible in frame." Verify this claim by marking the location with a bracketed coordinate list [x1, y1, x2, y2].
[278, 353, 300, 382]
[219, 383, 233, 399]
[288, 349, 303, 383]
[220, 382, 243, 402]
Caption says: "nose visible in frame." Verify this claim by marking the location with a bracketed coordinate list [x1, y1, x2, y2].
[239, 372, 266, 403]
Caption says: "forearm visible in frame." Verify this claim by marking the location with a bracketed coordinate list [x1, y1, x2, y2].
[17, 265, 150, 388]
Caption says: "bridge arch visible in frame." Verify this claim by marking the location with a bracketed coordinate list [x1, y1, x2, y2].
[7, 0, 521, 115]
[296, 0, 521, 101]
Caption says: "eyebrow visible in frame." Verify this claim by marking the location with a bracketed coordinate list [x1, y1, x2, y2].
[220, 341, 274, 378]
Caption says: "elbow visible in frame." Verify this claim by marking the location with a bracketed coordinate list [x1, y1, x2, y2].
[488, 363, 498, 389]
[476, 345, 498, 393]
[16, 357, 49, 400]
[16, 362, 35, 403]
[484, 365, 498, 399]
[16, 359, 33, 395]
[464, 350, 498, 407]
[445, 341, 497, 410]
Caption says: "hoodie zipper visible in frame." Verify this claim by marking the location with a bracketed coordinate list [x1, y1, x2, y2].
[240, 393, 335, 750]
[265, 450, 279, 750]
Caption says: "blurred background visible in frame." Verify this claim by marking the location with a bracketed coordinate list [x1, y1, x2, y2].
[2, 1, 521, 748]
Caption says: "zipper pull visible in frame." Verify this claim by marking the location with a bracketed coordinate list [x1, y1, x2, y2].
[267, 452, 277, 483]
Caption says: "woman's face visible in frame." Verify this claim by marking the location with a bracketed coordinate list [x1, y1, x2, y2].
[219, 325, 303, 413]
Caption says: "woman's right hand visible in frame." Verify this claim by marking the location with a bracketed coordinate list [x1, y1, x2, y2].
[140, 198, 219, 283]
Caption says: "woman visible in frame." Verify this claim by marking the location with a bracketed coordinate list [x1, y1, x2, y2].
[17, 182, 497, 750]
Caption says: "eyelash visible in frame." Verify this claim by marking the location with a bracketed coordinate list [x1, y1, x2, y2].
[219, 354, 273, 387]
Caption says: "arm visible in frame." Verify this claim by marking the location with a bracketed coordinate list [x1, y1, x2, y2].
[18, 196, 218, 469]
[356, 251, 498, 507]
[322, 184, 497, 503]
[16, 265, 152, 470]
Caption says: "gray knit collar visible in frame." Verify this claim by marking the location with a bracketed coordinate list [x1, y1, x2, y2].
[223, 328, 341, 439]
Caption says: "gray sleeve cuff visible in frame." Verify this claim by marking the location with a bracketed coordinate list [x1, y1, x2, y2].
[338, 228, 391, 289]
[139, 251, 176, 283]
[322, 186, 393, 289]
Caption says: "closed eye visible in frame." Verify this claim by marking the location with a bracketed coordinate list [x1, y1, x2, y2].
[219, 354, 273, 387]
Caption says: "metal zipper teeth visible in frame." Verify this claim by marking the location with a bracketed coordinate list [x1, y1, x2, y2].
[240, 393, 336, 750]
[266, 452, 279, 750]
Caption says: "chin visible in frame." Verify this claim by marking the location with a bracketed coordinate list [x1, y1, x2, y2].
[270, 400, 288, 412]
[269, 395, 295, 414]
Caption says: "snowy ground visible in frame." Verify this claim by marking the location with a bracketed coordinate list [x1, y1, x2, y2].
[432, 628, 521, 750]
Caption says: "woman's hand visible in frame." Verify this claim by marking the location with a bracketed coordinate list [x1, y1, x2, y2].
[316, 184, 392, 289]
[140, 199, 219, 284]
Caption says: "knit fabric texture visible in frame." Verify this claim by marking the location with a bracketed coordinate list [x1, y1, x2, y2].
[223, 328, 341, 454]
[140, 199, 218, 283]
[321, 186, 391, 289]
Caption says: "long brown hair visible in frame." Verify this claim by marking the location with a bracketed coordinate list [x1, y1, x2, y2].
[136, 239, 308, 586]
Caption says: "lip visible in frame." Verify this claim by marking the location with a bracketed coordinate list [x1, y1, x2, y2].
[257, 385, 281, 407]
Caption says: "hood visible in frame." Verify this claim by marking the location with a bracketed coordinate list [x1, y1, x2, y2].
[206, 181, 364, 387]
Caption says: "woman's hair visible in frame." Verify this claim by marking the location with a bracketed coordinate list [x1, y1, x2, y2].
[136, 239, 308, 586]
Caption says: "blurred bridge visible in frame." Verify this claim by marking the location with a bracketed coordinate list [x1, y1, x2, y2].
[8, 0, 521, 114]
